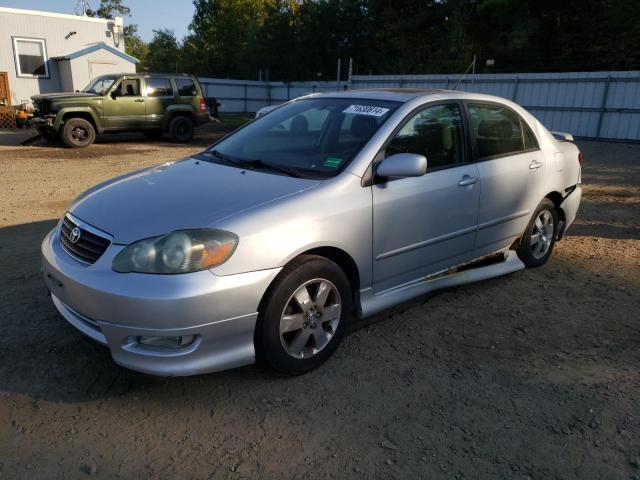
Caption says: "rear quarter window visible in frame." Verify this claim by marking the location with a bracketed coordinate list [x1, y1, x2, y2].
[176, 78, 197, 97]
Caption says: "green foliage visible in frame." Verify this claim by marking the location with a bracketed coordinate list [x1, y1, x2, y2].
[88, 0, 640, 78]
[86, 0, 131, 18]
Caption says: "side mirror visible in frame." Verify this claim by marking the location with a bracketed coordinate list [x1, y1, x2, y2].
[376, 153, 427, 179]
[110, 90, 120, 100]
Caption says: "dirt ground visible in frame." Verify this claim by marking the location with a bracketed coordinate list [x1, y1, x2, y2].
[0, 125, 638, 480]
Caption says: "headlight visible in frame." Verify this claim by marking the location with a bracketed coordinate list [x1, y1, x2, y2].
[112, 229, 238, 274]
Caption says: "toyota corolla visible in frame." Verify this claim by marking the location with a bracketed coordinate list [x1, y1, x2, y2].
[42, 89, 582, 376]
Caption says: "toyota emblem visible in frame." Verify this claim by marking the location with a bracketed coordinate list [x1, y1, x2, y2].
[69, 227, 82, 244]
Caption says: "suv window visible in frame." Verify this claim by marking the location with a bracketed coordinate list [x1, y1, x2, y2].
[113, 78, 141, 97]
[176, 78, 197, 97]
[146, 78, 173, 97]
[386, 103, 466, 169]
[468, 103, 527, 158]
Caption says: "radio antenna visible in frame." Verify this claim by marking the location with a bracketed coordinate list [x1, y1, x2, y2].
[453, 55, 477, 91]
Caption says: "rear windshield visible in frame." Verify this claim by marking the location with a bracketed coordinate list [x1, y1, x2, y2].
[208, 97, 400, 178]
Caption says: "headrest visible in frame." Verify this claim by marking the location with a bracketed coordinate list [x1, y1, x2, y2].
[126, 84, 134, 95]
[351, 115, 377, 139]
[290, 115, 308, 135]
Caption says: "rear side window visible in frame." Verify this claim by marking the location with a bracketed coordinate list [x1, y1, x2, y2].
[522, 120, 539, 150]
[146, 78, 173, 97]
[176, 78, 197, 97]
[468, 103, 525, 158]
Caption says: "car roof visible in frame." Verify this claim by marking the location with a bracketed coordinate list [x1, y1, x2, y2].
[316, 88, 458, 102]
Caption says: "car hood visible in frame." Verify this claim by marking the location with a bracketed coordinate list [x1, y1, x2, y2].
[32, 92, 100, 101]
[69, 157, 322, 244]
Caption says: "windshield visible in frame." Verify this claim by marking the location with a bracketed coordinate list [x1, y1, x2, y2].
[208, 97, 400, 178]
[83, 75, 118, 94]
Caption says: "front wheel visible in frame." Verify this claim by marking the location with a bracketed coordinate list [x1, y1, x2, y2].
[517, 199, 558, 268]
[256, 255, 352, 375]
[61, 118, 96, 148]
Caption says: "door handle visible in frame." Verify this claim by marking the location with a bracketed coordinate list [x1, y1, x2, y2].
[529, 160, 543, 170]
[134, 99, 144, 103]
[458, 176, 479, 187]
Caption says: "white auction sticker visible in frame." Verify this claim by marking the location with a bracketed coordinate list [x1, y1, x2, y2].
[343, 105, 390, 117]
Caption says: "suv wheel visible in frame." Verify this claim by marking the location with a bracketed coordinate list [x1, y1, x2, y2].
[256, 255, 352, 375]
[61, 118, 96, 148]
[517, 199, 558, 268]
[168, 116, 194, 143]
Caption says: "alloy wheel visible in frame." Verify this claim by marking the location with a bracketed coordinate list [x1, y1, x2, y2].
[530, 209, 555, 259]
[279, 278, 341, 359]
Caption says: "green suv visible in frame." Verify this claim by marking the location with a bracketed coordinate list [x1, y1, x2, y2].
[31, 73, 210, 148]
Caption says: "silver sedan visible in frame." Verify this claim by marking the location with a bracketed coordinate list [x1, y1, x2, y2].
[42, 89, 582, 376]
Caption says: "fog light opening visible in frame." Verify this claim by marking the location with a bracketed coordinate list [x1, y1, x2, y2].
[137, 335, 195, 349]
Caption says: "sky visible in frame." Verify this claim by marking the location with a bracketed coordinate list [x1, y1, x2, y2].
[0, 0, 194, 41]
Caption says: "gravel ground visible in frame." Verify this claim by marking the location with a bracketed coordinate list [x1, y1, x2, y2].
[0, 127, 638, 480]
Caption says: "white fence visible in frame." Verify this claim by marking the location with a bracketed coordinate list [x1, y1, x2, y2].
[199, 71, 640, 142]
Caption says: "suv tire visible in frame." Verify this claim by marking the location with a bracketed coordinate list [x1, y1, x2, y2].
[256, 255, 352, 375]
[168, 116, 195, 143]
[61, 118, 96, 148]
[517, 199, 558, 268]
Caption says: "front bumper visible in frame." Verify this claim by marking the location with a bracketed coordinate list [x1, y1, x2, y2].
[41, 226, 281, 376]
[31, 116, 55, 129]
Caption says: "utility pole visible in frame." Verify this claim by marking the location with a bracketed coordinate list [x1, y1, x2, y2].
[75, 0, 90, 16]
[347, 57, 353, 90]
[336, 58, 341, 90]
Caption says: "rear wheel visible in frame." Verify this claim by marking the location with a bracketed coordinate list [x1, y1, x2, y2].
[517, 199, 558, 268]
[61, 118, 95, 148]
[256, 255, 352, 375]
[168, 116, 194, 143]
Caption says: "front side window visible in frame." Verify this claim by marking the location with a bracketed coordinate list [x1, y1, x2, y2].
[468, 103, 525, 158]
[386, 103, 466, 169]
[113, 78, 141, 96]
[13, 38, 48, 78]
[146, 78, 174, 97]
[176, 78, 197, 96]
[208, 97, 400, 178]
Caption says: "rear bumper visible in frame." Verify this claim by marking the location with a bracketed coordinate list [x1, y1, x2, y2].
[559, 185, 582, 237]
[195, 112, 210, 126]
[42, 226, 281, 376]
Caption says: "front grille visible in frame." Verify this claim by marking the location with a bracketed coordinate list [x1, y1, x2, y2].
[60, 215, 111, 264]
[34, 99, 51, 116]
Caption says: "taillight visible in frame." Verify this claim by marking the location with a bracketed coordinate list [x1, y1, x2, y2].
[199, 98, 206, 113]
[578, 152, 584, 167]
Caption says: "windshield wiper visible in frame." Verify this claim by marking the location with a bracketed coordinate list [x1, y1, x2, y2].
[203, 150, 302, 178]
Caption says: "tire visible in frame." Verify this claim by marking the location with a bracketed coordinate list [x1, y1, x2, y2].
[256, 254, 353, 375]
[144, 130, 164, 140]
[517, 199, 558, 268]
[168, 116, 194, 143]
[61, 118, 95, 148]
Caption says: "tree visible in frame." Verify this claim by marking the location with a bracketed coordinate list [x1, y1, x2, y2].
[86, 0, 148, 70]
[86, 0, 130, 18]
[146, 29, 181, 73]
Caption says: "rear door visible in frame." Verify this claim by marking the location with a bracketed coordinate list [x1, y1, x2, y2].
[143, 77, 175, 129]
[371, 102, 481, 293]
[467, 102, 546, 257]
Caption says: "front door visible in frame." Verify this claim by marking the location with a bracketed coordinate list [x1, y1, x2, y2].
[466, 102, 547, 257]
[372, 103, 481, 293]
[103, 77, 145, 129]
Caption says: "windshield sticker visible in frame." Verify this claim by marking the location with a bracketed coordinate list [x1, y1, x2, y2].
[343, 105, 390, 117]
[323, 157, 343, 168]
